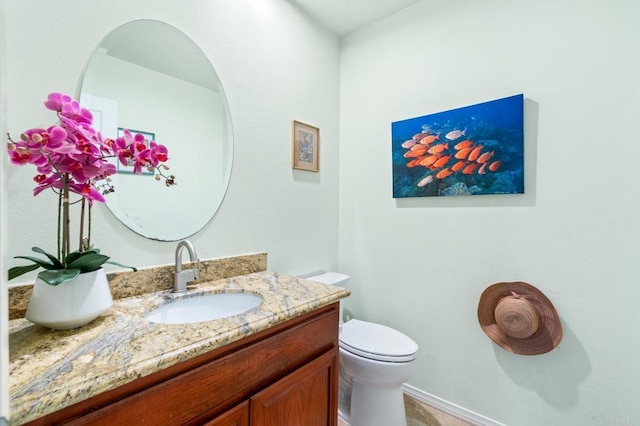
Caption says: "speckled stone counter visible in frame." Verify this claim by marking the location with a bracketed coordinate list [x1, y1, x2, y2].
[9, 271, 350, 425]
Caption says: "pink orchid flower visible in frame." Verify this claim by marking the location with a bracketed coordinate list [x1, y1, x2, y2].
[43, 92, 73, 112]
[7, 92, 176, 285]
[8, 93, 174, 204]
[68, 182, 106, 204]
[148, 141, 169, 166]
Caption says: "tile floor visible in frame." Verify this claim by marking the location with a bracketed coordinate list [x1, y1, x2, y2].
[338, 394, 473, 426]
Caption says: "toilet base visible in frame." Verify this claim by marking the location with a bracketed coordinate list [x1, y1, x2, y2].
[348, 379, 407, 426]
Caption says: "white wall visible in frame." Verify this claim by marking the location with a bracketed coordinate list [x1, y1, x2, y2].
[0, 0, 9, 421]
[339, 0, 640, 425]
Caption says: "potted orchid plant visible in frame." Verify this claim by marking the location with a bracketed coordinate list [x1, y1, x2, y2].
[6, 92, 176, 328]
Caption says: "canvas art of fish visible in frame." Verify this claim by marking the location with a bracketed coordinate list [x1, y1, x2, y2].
[392, 94, 524, 198]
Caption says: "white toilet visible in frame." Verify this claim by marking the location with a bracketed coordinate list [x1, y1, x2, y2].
[305, 272, 418, 426]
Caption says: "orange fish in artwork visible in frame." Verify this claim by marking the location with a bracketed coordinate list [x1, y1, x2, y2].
[433, 155, 452, 168]
[436, 168, 453, 179]
[462, 163, 479, 174]
[451, 160, 466, 172]
[467, 145, 484, 161]
[419, 155, 439, 167]
[455, 147, 473, 160]
[445, 130, 465, 140]
[406, 158, 423, 167]
[477, 151, 495, 164]
[454, 140, 474, 150]
[489, 160, 502, 172]
[478, 163, 488, 175]
[427, 143, 449, 155]
[401, 140, 417, 149]
[413, 132, 429, 140]
[404, 146, 427, 158]
[419, 134, 439, 145]
[417, 175, 434, 187]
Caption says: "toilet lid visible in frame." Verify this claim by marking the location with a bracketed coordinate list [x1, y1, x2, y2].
[339, 319, 418, 363]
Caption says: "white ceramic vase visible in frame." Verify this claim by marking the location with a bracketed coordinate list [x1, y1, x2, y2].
[25, 268, 113, 330]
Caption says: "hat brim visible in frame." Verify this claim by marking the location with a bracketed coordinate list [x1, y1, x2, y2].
[478, 282, 562, 355]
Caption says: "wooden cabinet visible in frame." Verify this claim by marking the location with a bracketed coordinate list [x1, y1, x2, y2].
[204, 401, 248, 426]
[250, 351, 337, 426]
[26, 303, 340, 426]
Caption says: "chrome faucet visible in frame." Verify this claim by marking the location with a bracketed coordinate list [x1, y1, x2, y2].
[174, 240, 200, 292]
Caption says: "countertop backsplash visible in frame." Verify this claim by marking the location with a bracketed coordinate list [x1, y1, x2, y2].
[8, 252, 268, 320]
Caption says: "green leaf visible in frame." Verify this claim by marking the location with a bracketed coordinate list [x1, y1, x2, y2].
[13, 256, 57, 270]
[106, 260, 137, 272]
[37, 269, 81, 286]
[65, 249, 103, 266]
[67, 253, 110, 272]
[31, 247, 64, 269]
[8, 264, 41, 280]
[64, 250, 84, 265]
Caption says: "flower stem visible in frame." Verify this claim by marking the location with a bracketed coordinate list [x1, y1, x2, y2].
[57, 186, 62, 262]
[61, 174, 70, 264]
[88, 203, 92, 250]
[79, 197, 86, 252]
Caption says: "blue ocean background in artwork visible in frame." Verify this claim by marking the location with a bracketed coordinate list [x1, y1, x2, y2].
[392, 94, 524, 198]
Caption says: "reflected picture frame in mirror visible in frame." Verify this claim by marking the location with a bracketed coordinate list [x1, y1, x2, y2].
[80, 20, 233, 241]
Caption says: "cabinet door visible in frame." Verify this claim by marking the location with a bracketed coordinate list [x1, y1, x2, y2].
[250, 350, 338, 426]
[203, 401, 249, 426]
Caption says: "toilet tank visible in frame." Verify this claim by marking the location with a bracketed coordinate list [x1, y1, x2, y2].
[304, 272, 350, 287]
[304, 272, 350, 323]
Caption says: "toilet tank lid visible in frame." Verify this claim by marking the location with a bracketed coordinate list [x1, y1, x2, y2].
[305, 272, 349, 286]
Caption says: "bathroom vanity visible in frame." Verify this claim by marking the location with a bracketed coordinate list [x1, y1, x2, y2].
[9, 271, 349, 425]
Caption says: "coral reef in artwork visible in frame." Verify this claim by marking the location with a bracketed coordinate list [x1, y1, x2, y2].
[392, 94, 524, 198]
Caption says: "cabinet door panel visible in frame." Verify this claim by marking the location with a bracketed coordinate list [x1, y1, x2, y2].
[250, 350, 338, 426]
[203, 401, 249, 426]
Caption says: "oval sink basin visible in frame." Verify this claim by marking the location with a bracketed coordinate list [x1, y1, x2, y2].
[146, 293, 263, 325]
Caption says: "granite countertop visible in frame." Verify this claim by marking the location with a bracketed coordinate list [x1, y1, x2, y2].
[9, 271, 350, 425]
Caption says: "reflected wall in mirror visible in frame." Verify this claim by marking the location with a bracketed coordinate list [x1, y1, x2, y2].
[81, 20, 233, 241]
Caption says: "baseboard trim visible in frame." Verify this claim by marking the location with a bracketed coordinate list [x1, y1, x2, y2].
[402, 384, 506, 426]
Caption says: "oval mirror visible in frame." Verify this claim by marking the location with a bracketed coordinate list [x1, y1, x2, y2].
[80, 20, 233, 241]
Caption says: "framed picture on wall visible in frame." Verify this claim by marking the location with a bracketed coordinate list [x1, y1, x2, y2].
[117, 127, 155, 175]
[391, 94, 524, 197]
[292, 120, 319, 172]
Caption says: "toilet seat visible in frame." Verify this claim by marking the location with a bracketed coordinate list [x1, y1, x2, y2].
[339, 319, 418, 363]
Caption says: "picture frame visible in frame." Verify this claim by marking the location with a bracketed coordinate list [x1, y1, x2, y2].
[391, 94, 524, 198]
[117, 127, 155, 175]
[292, 120, 319, 172]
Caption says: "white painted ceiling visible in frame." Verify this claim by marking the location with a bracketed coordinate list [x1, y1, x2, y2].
[292, 0, 422, 36]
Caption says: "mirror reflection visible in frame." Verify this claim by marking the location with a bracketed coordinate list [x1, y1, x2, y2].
[80, 20, 233, 241]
